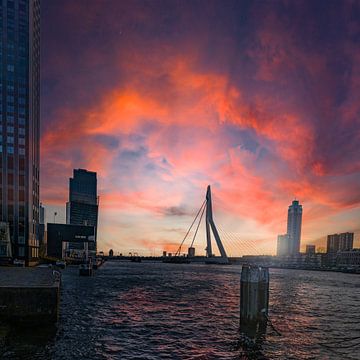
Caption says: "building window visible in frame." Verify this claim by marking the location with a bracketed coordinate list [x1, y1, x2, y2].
[18, 247, 25, 257]
[19, 189, 25, 201]
[7, 136, 14, 143]
[7, 126, 14, 133]
[7, 146, 14, 154]
[19, 158, 25, 171]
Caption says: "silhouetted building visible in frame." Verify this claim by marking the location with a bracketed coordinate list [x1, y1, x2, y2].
[287, 200, 302, 255]
[39, 203, 45, 224]
[306, 245, 316, 255]
[66, 169, 98, 251]
[327, 232, 354, 253]
[188, 247, 195, 257]
[336, 249, 360, 267]
[38, 203, 46, 254]
[109, 249, 114, 257]
[327, 234, 339, 253]
[277, 234, 289, 256]
[0, 0, 40, 264]
[47, 223, 95, 259]
[339, 232, 354, 251]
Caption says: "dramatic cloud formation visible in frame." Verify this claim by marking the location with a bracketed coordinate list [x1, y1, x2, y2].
[41, 0, 360, 254]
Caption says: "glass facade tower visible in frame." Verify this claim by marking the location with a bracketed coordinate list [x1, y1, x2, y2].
[0, 0, 40, 264]
[66, 169, 98, 252]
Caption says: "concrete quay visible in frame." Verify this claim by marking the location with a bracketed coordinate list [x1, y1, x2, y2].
[0, 267, 61, 324]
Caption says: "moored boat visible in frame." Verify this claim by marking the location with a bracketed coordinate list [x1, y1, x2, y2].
[79, 261, 93, 276]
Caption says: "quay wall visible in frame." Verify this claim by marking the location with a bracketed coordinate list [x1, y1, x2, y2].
[0, 285, 59, 323]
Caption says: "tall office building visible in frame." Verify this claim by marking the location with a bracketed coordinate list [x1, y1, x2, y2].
[287, 200, 302, 255]
[0, 0, 40, 264]
[66, 169, 98, 251]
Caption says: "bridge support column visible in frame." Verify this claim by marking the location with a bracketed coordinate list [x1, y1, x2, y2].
[240, 265, 269, 339]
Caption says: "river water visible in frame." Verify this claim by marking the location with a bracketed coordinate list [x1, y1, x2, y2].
[1, 261, 359, 359]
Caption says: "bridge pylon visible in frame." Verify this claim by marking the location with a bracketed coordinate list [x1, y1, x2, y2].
[205, 185, 229, 264]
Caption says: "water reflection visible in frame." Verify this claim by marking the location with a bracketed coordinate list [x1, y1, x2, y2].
[1, 264, 359, 359]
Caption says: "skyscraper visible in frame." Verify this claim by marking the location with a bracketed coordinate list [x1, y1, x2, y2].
[287, 200, 302, 255]
[0, 0, 40, 264]
[66, 169, 98, 252]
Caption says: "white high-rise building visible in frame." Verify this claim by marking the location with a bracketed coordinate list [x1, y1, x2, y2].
[277, 234, 289, 256]
[287, 200, 302, 255]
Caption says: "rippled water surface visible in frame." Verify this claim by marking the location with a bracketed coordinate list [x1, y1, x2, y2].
[1, 261, 360, 359]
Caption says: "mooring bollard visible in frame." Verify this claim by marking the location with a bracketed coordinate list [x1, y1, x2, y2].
[240, 264, 269, 338]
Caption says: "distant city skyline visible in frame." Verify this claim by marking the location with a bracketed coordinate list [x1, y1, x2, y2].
[39, 1, 360, 255]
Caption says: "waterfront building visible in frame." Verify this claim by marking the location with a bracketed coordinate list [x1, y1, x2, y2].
[327, 232, 354, 253]
[287, 200, 302, 255]
[39, 202, 45, 224]
[47, 223, 95, 259]
[327, 234, 339, 253]
[109, 249, 114, 257]
[0, 0, 40, 264]
[339, 232, 353, 251]
[66, 169, 98, 253]
[188, 246, 195, 257]
[306, 245, 316, 255]
[38, 202, 45, 255]
[277, 234, 289, 256]
[336, 249, 360, 268]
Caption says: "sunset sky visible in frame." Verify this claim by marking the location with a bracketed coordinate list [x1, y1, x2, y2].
[41, 0, 360, 256]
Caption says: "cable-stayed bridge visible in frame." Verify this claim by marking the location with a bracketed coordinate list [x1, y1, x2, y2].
[167, 185, 266, 264]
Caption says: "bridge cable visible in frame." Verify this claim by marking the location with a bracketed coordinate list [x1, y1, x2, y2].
[175, 200, 206, 256]
[189, 200, 206, 249]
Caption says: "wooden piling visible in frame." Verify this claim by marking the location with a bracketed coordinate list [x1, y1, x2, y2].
[240, 264, 269, 338]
